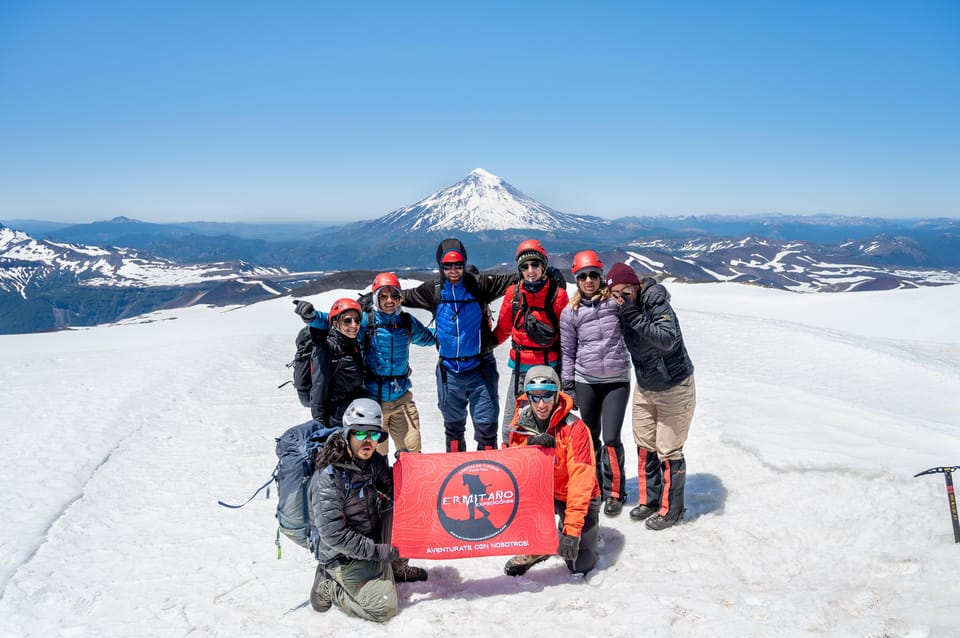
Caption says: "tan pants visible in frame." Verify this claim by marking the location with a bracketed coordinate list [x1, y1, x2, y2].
[376, 391, 422, 456]
[631, 374, 696, 461]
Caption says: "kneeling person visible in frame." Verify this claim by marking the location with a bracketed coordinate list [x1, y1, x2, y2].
[504, 366, 601, 576]
[308, 399, 426, 623]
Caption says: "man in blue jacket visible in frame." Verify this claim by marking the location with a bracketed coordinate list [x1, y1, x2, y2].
[401, 239, 514, 452]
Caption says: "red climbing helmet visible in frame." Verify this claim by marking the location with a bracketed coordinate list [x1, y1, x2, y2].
[515, 239, 548, 269]
[372, 272, 401, 293]
[329, 298, 362, 322]
[571, 250, 604, 276]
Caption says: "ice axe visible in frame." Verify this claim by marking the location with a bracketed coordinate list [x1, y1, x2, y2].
[914, 466, 960, 543]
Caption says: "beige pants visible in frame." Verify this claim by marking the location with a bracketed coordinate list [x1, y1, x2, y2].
[631, 374, 696, 460]
[376, 391, 422, 456]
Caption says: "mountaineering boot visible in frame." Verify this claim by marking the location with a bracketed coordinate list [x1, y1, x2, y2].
[603, 497, 623, 517]
[633, 447, 662, 522]
[629, 504, 657, 521]
[503, 554, 550, 576]
[309, 563, 332, 612]
[394, 562, 429, 582]
[601, 442, 627, 505]
[444, 419, 468, 453]
[645, 457, 686, 531]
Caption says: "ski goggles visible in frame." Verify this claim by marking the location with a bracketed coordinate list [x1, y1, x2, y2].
[527, 392, 556, 404]
[352, 430, 384, 442]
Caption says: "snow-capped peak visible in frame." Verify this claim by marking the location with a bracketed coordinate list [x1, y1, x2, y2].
[370, 169, 607, 233]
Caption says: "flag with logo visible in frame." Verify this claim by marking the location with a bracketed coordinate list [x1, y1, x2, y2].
[392, 447, 558, 559]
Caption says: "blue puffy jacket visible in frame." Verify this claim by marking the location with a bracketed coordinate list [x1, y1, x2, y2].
[364, 302, 436, 402]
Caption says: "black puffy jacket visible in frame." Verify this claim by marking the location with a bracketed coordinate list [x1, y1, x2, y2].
[309, 329, 365, 425]
[619, 296, 694, 392]
[309, 451, 393, 566]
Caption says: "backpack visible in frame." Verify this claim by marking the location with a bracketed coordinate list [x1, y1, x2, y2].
[279, 326, 328, 407]
[511, 265, 565, 348]
[217, 418, 337, 558]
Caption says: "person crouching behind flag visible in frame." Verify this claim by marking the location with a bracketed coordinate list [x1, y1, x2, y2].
[308, 398, 427, 622]
[503, 366, 601, 576]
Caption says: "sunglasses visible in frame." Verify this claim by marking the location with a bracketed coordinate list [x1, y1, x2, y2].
[519, 260, 543, 271]
[338, 316, 361, 326]
[611, 290, 633, 299]
[442, 262, 465, 271]
[576, 272, 601, 281]
[378, 292, 402, 301]
[353, 430, 383, 442]
[528, 392, 556, 403]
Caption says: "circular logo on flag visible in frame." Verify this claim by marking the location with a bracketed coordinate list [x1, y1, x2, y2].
[436, 460, 520, 541]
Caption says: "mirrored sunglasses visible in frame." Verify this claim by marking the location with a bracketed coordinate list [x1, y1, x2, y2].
[519, 260, 543, 271]
[576, 272, 601, 281]
[353, 430, 383, 441]
[442, 262, 465, 271]
[528, 392, 556, 403]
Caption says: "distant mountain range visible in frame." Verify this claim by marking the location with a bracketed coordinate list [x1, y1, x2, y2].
[2, 169, 958, 333]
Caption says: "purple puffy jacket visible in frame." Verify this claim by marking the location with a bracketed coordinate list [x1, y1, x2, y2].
[560, 295, 632, 385]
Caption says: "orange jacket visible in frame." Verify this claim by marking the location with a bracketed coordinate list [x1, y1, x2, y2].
[507, 392, 600, 537]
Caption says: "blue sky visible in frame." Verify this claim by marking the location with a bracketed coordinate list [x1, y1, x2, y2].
[1, 1, 957, 222]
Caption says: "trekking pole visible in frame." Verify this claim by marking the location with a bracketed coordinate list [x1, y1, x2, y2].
[914, 466, 960, 543]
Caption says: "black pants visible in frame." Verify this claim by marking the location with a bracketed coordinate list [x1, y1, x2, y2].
[555, 497, 601, 574]
[576, 381, 630, 501]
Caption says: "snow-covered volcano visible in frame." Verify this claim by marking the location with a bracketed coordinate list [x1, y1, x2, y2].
[372, 168, 608, 233]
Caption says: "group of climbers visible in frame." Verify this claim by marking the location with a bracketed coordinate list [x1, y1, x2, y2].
[289, 237, 697, 621]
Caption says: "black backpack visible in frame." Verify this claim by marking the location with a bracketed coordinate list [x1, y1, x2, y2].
[280, 326, 326, 407]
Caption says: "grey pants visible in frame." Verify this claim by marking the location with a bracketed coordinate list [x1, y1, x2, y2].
[325, 559, 398, 623]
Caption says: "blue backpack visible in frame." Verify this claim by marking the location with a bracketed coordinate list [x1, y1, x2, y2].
[218, 418, 337, 558]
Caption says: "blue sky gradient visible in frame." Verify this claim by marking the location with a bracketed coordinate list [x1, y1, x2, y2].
[1, 1, 957, 222]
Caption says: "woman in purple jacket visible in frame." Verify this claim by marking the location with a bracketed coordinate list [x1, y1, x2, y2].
[559, 250, 634, 517]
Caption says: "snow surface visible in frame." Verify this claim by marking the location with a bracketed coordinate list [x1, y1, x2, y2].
[1, 282, 959, 637]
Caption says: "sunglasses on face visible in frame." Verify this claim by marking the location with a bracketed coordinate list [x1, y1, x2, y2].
[352, 430, 383, 442]
[378, 292, 401, 301]
[528, 392, 556, 403]
[576, 272, 601, 282]
[611, 289, 633, 299]
[519, 260, 543, 271]
[338, 316, 361, 326]
[442, 262, 465, 271]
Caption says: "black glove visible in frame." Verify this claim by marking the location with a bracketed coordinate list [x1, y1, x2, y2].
[293, 299, 316, 322]
[641, 280, 669, 307]
[558, 534, 580, 561]
[374, 543, 400, 563]
[562, 381, 578, 411]
[527, 432, 555, 448]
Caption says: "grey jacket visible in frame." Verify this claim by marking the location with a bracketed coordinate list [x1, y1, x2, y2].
[559, 296, 632, 385]
[308, 453, 392, 566]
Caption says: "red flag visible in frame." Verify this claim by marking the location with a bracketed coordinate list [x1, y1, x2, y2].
[393, 447, 558, 559]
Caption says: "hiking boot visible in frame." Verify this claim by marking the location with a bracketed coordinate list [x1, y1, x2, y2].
[645, 509, 685, 531]
[603, 497, 623, 517]
[629, 504, 657, 521]
[504, 554, 550, 577]
[394, 564, 428, 582]
[309, 565, 332, 613]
